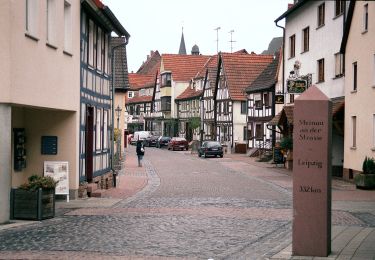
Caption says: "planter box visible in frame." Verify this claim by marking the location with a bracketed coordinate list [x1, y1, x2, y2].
[10, 188, 55, 220]
[354, 174, 375, 190]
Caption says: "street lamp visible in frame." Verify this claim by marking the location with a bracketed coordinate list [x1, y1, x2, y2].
[115, 105, 122, 129]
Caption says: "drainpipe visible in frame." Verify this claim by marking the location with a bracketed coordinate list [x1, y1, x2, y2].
[275, 20, 285, 96]
[111, 38, 129, 187]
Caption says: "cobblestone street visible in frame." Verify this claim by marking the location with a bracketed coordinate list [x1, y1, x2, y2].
[0, 146, 374, 259]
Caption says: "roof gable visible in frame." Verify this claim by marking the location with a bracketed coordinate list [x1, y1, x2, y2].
[161, 54, 211, 82]
[246, 53, 280, 93]
[221, 53, 274, 100]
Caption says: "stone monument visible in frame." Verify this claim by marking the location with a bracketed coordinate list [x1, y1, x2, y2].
[292, 86, 332, 256]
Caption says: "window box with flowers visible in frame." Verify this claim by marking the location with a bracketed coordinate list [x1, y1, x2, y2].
[10, 175, 58, 220]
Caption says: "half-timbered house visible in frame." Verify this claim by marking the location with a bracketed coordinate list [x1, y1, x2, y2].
[215, 53, 274, 150]
[245, 54, 280, 151]
[127, 73, 157, 133]
[80, 0, 129, 186]
[152, 54, 210, 137]
[175, 81, 203, 141]
[197, 56, 219, 141]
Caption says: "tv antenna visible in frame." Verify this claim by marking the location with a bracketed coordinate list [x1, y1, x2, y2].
[214, 27, 221, 53]
[229, 30, 236, 53]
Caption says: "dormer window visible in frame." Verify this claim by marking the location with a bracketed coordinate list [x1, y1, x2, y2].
[161, 72, 171, 87]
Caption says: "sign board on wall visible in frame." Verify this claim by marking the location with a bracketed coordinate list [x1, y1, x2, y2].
[44, 161, 69, 196]
[287, 79, 307, 94]
[275, 95, 285, 104]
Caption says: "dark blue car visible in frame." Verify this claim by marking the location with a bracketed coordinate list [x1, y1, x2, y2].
[198, 141, 223, 158]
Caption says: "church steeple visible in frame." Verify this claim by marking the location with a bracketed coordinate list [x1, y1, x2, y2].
[178, 27, 187, 55]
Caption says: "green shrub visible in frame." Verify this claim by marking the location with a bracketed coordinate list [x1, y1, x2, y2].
[280, 136, 293, 151]
[362, 157, 375, 175]
[19, 175, 58, 191]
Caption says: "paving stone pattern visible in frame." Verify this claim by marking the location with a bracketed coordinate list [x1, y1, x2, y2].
[0, 147, 374, 259]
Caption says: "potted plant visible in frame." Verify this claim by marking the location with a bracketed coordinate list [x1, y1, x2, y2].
[280, 136, 293, 170]
[355, 157, 375, 189]
[10, 174, 58, 220]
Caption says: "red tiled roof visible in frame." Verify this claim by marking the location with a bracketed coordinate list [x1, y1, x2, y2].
[176, 85, 203, 101]
[127, 95, 153, 104]
[195, 55, 218, 79]
[221, 53, 274, 101]
[161, 54, 211, 82]
[128, 73, 156, 90]
[137, 50, 161, 75]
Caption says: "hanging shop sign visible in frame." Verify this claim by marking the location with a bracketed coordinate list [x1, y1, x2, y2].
[287, 79, 307, 94]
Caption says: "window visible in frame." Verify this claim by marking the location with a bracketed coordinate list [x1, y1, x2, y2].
[160, 96, 171, 111]
[247, 125, 253, 140]
[364, 4, 368, 32]
[334, 53, 344, 77]
[335, 0, 344, 17]
[317, 58, 325, 83]
[351, 116, 356, 148]
[241, 101, 247, 114]
[25, 0, 38, 38]
[64, 1, 72, 53]
[373, 114, 375, 148]
[289, 94, 295, 103]
[46, 0, 56, 45]
[88, 20, 94, 66]
[161, 73, 171, 87]
[302, 27, 309, 52]
[96, 109, 102, 150]
[97, 27, 102, 71]
[103, 110, 108, 149]
[223, 102, 229, 114]
[254, 94, 262, 108]
[128, 91, 134, 98]
[243, 126, 247, 141]
[255, 124, 263, 140]
[318, 3, 325, 27]
[353, 62, 357, 91]
[289, 34, 295, 58]
[105, 35, 109, 74]
[136, 105, 140, 115]
[264, 93, 270, 107]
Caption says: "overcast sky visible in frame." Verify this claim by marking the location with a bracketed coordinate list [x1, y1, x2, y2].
[103, 0, 290, 72]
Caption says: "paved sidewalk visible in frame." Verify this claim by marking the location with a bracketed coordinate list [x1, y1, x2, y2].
[217, 153, 375, 259]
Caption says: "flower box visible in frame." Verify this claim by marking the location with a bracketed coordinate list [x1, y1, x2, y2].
[10, 188, 55, 220]
[354, 174, 375, 190]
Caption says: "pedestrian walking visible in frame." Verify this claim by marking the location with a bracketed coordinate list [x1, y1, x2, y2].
[136, 139, 145, 167]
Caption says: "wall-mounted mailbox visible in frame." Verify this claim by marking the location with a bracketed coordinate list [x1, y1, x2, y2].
[41, 136, 58, 155]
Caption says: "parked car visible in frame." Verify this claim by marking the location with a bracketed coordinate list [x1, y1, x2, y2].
[156, 136, 171, 148]
[145, 135, 160, 147]
[168, 137, 189, 151]
[198, 141, 223, 158]
[132, 131, 151, 145]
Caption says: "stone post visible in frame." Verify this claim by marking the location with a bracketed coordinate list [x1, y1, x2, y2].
[0, 105, 11, 223]
[292, 86, 332, 256]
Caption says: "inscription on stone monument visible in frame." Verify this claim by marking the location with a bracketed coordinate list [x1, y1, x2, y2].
[292, 86, 332, 257]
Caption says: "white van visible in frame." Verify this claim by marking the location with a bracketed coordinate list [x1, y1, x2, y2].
[131, 131, 151, 144]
